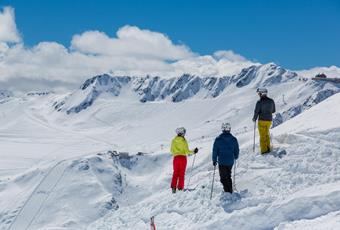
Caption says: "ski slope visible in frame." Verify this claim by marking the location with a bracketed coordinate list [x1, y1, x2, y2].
[8, 161, 68, 230]
[0, 96, 115, 229]
[88, 93, 340, 230]
[0, 73, 340, 229]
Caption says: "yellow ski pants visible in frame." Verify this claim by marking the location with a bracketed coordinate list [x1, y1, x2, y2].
[258, 120, 272, 154]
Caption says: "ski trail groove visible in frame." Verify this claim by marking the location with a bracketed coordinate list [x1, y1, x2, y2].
[23, 108, 113, 148]
[7, 161, 68, 230]
[7, 149, 109, 230]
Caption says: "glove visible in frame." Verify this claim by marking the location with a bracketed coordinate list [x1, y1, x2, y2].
[213, 161, 217, 166]
[193, 147, 198, 154]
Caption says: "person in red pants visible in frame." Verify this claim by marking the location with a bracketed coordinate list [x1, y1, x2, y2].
[170, 127, 198, 193]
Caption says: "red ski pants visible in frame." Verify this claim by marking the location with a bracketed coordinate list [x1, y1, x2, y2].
[171, 155, 187, 189]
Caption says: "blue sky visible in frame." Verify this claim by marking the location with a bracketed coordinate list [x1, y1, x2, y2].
[1, 0, 340, 70]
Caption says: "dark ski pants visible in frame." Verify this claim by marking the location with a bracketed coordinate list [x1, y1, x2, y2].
[171, 155, 187, 190]
[219, 165, 233, 193]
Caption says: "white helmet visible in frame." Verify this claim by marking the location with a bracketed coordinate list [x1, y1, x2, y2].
[221, 122, 231, 132]
[257, 87, 268, 94]
[176, 127, 186, 136]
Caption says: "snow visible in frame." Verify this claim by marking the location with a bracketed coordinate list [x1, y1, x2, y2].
[1, 64, 340, 229]
[275, 211, 340, 230]
[273, 92, 340, 133]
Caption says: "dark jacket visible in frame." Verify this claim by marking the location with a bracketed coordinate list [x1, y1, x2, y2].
[212, 132, 239, 166]
[253, 96, 276, 121]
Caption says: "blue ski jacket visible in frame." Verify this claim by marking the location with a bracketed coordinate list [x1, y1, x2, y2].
[212, 132, 239, 166]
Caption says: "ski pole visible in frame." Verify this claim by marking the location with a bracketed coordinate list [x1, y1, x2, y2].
[186, 153, 196, 189]
[210, 165, 216, 200]
[233, 160, 238, 193]
[150, 216, 156, 230]
[253, 121, 256, 153]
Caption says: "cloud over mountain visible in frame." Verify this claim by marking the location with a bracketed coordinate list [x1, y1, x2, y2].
[0, 7, 21, 43]
[0, 6, 254, 92]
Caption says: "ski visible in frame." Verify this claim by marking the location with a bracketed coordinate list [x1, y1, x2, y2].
[184, 184, 199, 192]
[183, 188, 196, 192]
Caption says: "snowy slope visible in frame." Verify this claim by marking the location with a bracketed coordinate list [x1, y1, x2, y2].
[89, 93, 340, 230]
[273, 92, 340, 133]
[0, 63, 340, 229]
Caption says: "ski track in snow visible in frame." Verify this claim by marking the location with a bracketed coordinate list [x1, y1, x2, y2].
[5, 149, 111, 230]
[1, 101, 116, 230]
[8, 161, 68, 230]
[23, 107, 114, 148]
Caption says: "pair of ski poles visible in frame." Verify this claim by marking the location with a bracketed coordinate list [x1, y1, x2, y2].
[187, 148, 241, 200]
[210, 159, 238, 200]
[187, 146, 206, 189]
[188, 152, 219, 200]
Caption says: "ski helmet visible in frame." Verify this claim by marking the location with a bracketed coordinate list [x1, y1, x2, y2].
[176, 127, 186, 136]
[221, 122, 231, 132]
[256, 87, 268, 94]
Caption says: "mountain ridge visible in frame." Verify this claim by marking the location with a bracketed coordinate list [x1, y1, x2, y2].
[53, 63, 299, 114]
[51, 63, 340, 128]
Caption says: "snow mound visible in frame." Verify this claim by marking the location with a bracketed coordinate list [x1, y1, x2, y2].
[1, 154, 124, 230]
[274, 92, 340, 134]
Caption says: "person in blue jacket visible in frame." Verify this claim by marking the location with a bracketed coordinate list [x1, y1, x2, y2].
[212, 122, 239, 193]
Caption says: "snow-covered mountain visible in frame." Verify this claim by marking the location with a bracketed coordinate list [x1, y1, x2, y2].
[53, 63, 340, 127]
[54, 63, 298, 114]
[1, 63, 340, 230]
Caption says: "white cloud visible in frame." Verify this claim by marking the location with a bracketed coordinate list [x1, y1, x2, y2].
[71, 26, 194, 60]
[213, 50, 248, 62]
[0, 7, 257, 92]
[172, 54, 255, 77]
[0, 7, 21, 43]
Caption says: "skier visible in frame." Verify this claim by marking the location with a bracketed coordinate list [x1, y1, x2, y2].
[170, 127, 198, 193]
[212, 122, 239, 193]
[252, 88, 276, 154]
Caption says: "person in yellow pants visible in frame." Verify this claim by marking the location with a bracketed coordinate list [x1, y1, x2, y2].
[252, 88, 276, 154]
[258, 120, 272, 153]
